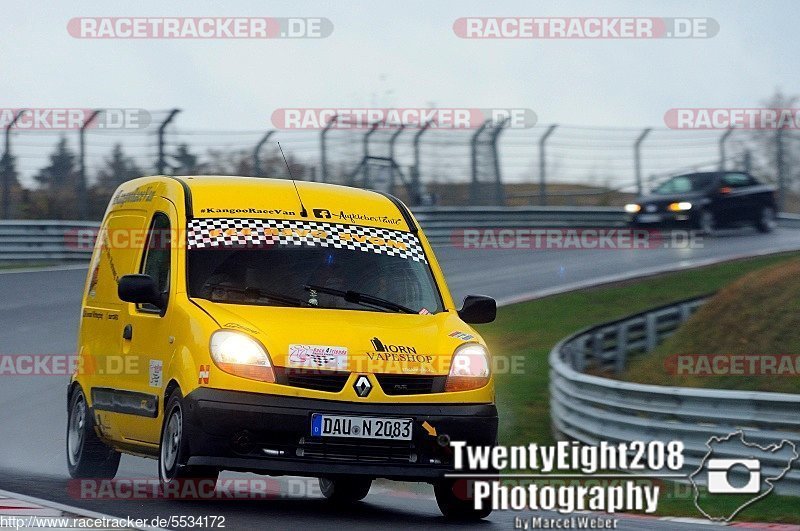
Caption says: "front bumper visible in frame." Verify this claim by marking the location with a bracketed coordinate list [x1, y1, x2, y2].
[182, 388, 498, 481]
[628, 211, 697, 227]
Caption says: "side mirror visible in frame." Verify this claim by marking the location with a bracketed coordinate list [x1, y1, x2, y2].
[457, 295, 496, 324]
[118, 274, 164, 309]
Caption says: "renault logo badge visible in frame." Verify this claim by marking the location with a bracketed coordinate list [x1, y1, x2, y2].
[353, 375, 372, 397]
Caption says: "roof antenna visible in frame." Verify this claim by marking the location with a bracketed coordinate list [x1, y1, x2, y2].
[278, 141, 308, 217]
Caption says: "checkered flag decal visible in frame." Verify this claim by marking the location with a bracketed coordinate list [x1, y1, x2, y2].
[188, 218, 427, 263]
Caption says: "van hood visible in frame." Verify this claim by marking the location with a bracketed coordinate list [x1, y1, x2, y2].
[192, 299, 476, 375]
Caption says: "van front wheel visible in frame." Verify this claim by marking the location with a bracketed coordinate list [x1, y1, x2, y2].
[159, 390, 219, 490]
[66, 386, 120, 479]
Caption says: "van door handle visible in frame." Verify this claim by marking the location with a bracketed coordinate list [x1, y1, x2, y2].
[122, 324, 133, 340]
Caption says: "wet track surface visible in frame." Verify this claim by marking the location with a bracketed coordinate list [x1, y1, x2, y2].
[1, 227, 798, 529]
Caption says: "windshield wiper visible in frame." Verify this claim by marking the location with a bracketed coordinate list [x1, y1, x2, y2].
[206, 284, 309, 308]
[304, 284, 416, 314]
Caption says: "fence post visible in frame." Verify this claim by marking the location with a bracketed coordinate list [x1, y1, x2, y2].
[252, 131, 274, 177]
[634, 128, 652, 196]
[719, 127, 734, 171]
[77, 110, 102, 220]
[538, 124, 558, 206]
[388, 124, 406, 195]
[470, 121, 489, 199]
[490, 117, 509, 206]
[320, 114, 338, 183]
[411, 120, 432, 205]
[1, 110, 26, 220]
[157, 109, 180, 175]
[776, 127, 786, 211]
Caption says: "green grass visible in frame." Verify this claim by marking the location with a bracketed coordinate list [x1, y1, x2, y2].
[477, 251, 800, 523]
[624, 258, 800, 393]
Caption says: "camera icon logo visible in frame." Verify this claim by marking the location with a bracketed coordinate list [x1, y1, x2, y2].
[706, 458, 761, 494]
[690, 431, 798, 522]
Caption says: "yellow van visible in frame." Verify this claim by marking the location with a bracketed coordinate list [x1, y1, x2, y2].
[67, 176, 497, 519]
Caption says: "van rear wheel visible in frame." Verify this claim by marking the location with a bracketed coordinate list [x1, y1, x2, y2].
[159, 390, 219, 491]
[319, 477, 372, 503]
[434, 479, 493, 520]
[66, 386, 120, 479]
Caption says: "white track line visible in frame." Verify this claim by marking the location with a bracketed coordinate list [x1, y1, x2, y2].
[0, 488, 166, 531]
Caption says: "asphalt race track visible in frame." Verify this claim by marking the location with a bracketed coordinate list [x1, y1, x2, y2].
[1, 227, 799, 529]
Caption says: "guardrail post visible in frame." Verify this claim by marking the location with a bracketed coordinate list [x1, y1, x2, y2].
[78, 110, 102, 220]
[645, 313, 658, 351]
[614, 324, 628, 374]
[592, 331, 604, 368]
[573, 336, 587, 373]
[634, 128, 652, 196]
[679, 302, 693, 323]
[538, 125, 558, 206]
[320, 114, 338, 183]
[157, 109, 180, 175]
[253, 131, 275, 177]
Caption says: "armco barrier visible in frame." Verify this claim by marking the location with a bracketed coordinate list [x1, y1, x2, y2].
[0, 208, 798, 262]
[550, 295, 800, 495]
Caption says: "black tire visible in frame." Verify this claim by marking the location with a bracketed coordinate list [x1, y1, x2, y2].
[319, 477, 372, 503]
[434, 479, 493, 520]
[158, 389, 219, 491]
[756, 205, 777, 233]
[66, 386, 121, 479]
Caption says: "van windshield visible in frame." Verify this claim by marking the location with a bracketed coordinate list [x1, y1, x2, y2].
[186, 218, 443, 314]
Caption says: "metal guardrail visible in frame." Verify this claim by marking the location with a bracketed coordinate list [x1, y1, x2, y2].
[1, 208, 799, 261]
[550, 295, 800, 495]
[413, 206, 628, 245]
[0, 220, 100, 263]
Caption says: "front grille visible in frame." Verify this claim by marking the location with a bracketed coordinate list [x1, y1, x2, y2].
[274, 368, 350, 393]
[298, 437, 415, 463]
[375, 374, 446, 395]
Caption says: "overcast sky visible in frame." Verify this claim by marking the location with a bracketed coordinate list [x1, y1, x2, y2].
[1, 0, 796, 130]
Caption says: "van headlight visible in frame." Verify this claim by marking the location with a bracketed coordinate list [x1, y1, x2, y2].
[210, 330, 275, 383]
[624, 203, 641, 213]
[444, 343, 491, 392]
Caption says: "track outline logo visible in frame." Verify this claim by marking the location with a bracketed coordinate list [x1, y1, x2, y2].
[689, 430, 798, 522]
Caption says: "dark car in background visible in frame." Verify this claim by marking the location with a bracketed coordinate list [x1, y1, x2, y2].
[625, 172, 777, 234]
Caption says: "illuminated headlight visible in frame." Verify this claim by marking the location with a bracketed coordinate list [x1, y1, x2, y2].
[624, 203, 641, 214]
[210, 330, 275, 383]
[444, 343, 490, 392]
[668, 202, 692, 212]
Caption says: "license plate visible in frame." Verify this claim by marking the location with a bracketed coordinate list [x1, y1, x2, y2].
[311, 414, 413, 440]
[637, 214, 662, 223]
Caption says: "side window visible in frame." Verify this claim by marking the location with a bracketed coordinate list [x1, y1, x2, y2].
[140, 212, 171, 313]
[722, 173, 753, 188]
